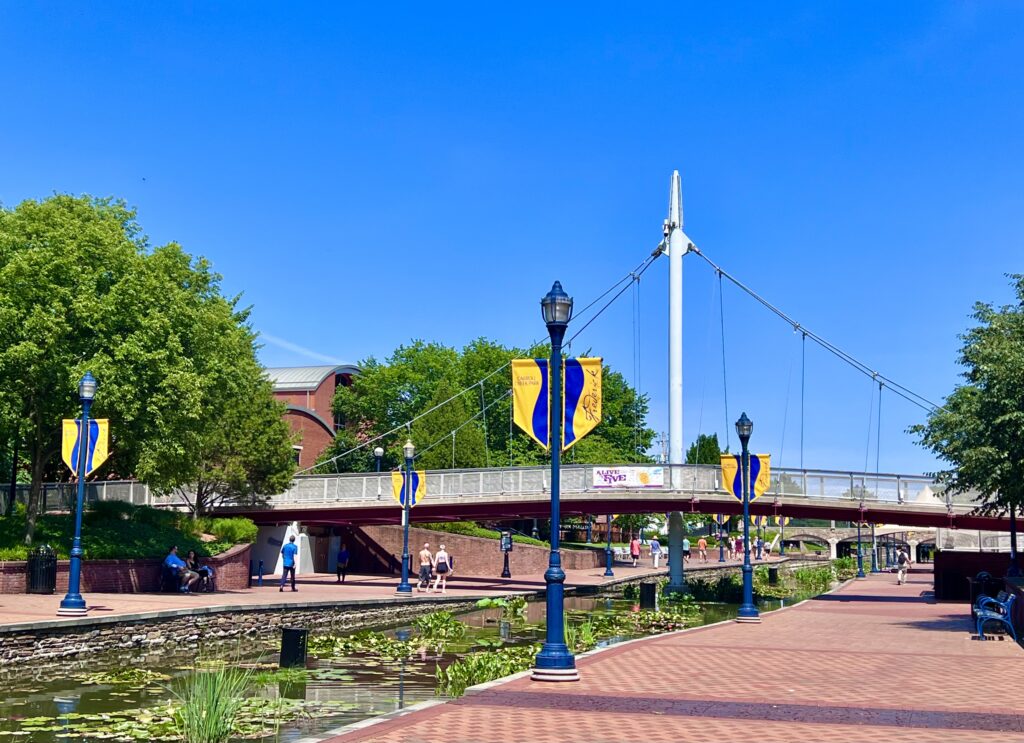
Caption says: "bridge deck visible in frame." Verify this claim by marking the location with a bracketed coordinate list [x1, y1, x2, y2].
[326, 570, 1024, 743]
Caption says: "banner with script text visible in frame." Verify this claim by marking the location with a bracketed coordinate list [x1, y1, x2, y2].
[591, 466, 664, 489]
[720, 453, 771, 502]
[562, 357, 602, 451]
[61, 419, 110, 477]
[512, 359, 549, 449]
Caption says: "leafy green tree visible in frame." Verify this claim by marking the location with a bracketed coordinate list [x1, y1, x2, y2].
[913, 275, 1024, 520]
[0, 195, 295, 537]
[685, 433, 725, 464]
[411, 377, 487, 470]
[324, 338, 654, 471]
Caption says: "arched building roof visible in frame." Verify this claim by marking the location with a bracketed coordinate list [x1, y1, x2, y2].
[265, 364, 360, 392]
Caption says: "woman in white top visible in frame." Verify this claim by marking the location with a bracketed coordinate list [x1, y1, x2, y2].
[432, 544, 452, 594]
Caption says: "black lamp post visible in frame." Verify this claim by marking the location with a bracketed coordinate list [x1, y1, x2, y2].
[604, 513, 614, 577]
[870, 522, 880, 573]
[57, 372, 97, 616]
[735, 412, 760, 623]
[856, 515, 866, 579]
[374, 446, 384, 499]
[718, 515, 726, 563]
[395, 439, 415, 595]
[532, 280, 579, 682]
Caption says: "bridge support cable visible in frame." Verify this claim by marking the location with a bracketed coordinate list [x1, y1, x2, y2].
[299, 249, 662, 475]
[774, 334, 797, 494]
[689, 248, 942, 414]
[864, 376, 877, 477]
[875, 380, 883, 498]
[479, 382, 490, 468]
[410, 389, 513, 465]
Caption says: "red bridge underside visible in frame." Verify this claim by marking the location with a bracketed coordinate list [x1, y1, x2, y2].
[229, 498, 1000, 531]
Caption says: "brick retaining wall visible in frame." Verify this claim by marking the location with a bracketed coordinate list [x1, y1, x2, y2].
[0, 543, 252, 594]
[361, 525, 604, 576]
[0, 598, 476, 666]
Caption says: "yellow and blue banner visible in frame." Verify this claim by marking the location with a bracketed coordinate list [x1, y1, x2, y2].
[752, 515, 769, 528]
[61, 419, 110, 477]
[720, 453, 771, 502]
[563, 357, 602, 451]
[714, 513, 729, 525]
[391, 470, 426, 507]
[513, 357, 602, 451]
[512, 359, 549, 449]
[775, 516, 791, 526]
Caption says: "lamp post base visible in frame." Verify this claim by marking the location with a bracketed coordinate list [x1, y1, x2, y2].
[734, 615, 762, 624]
[56, 606, 88, 617]
[531, 667, 580, 682]
[394, 587, 413, 596]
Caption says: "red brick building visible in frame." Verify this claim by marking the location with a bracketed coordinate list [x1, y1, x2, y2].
[267, 365, 359, 469]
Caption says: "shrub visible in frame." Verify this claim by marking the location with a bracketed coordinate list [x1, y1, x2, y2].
[419, 521, 546, 547]
[196, 518, 258, 544]
[86, 500, 135, 521]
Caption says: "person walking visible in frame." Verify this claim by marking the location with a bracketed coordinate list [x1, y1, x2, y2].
[629, 536, 642, 567]
[336, 542, 350, 584]
[697, 536, 708, 563]
[432, 544, 452, 594]
[682, 536, 691, 564]
[416, 543, 434, 592]
[279, 535, 298, 592]
[649, 537, 663, 568]
[896, 547, 911, 585]
[735, 535, 744, 561]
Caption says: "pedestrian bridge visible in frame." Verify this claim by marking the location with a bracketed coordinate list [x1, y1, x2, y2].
[171, 463, 1003, 531]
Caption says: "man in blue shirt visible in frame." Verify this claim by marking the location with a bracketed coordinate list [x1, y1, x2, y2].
[164, 546, 199, 593]
[280, 535, 299, 592]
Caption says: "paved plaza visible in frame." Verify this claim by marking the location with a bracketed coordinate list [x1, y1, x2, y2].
[324, 568, 1024, 743]
[0, 563, 676, 629]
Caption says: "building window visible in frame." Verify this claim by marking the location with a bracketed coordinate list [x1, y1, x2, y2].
[292, 446, 303, 465]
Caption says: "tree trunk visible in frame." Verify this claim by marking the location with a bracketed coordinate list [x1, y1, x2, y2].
[5, 426, 18, 517]
[23, 451, 46, 546]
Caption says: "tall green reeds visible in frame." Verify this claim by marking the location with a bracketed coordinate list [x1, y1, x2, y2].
[171, 666, 253, 743]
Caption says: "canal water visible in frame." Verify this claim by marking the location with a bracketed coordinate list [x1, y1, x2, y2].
[0, 586, 820, 741]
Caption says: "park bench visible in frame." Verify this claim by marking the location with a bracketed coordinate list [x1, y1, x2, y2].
[975, 591, 1017, 642]
[613, 547, 628, 562]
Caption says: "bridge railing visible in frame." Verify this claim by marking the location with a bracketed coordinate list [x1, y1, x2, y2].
[4, 464, 971, 513]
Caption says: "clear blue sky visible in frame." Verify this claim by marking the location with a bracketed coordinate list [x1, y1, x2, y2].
[2, 3, 1021, 475]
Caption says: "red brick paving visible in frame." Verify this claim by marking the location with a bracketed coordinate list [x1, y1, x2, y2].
[326, 568, 1024, 743]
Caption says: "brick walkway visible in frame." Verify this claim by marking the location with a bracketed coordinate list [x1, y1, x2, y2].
[325, 568, 1024, 743]
[0, 563, 675, 629]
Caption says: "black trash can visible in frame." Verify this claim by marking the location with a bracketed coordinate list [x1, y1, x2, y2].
[639, 582, 657, 610]
[26, 544, 57, 594]
[280, 627, 308, 668]
[768, 567, 780, 585]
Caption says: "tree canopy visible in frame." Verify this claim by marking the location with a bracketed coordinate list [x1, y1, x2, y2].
[686, 433, 725, 464]
[322, 338, 655, 472]
[0, 195, 295, 537]
[913, 274, 1024, 516]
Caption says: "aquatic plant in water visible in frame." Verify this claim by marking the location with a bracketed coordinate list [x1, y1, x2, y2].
[436, 644, 540, 697]
[171, 665, 254, 743]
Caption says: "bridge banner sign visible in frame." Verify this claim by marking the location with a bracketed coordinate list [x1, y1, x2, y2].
[592, 466, 664, 489]
[61, 418, 110, 477]
[391, 470, 426, 507]
[720, 453, 771, 502]
[512, 357, 603, 451]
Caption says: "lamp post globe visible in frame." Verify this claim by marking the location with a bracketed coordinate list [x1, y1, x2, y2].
[57, 372, 97, 616]
[373, 446, 384, 470]
[735, 412, 760, 623]
[395, 439, 415, 595]
[532, 281, 579, 682]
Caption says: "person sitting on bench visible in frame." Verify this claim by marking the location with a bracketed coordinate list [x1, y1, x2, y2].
[186, 550, 214, 591]
[164, 545, 200, 593]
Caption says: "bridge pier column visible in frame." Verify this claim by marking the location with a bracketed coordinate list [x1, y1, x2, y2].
[909, 539, 920, 564]
[828, 538, 839, 560]
[665, 512, 686, 594]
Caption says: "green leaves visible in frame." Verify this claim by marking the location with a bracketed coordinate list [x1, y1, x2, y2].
[914, 274, 1024, 515]
[0, 195, 295, 530]
[323, 337, 654, 472]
